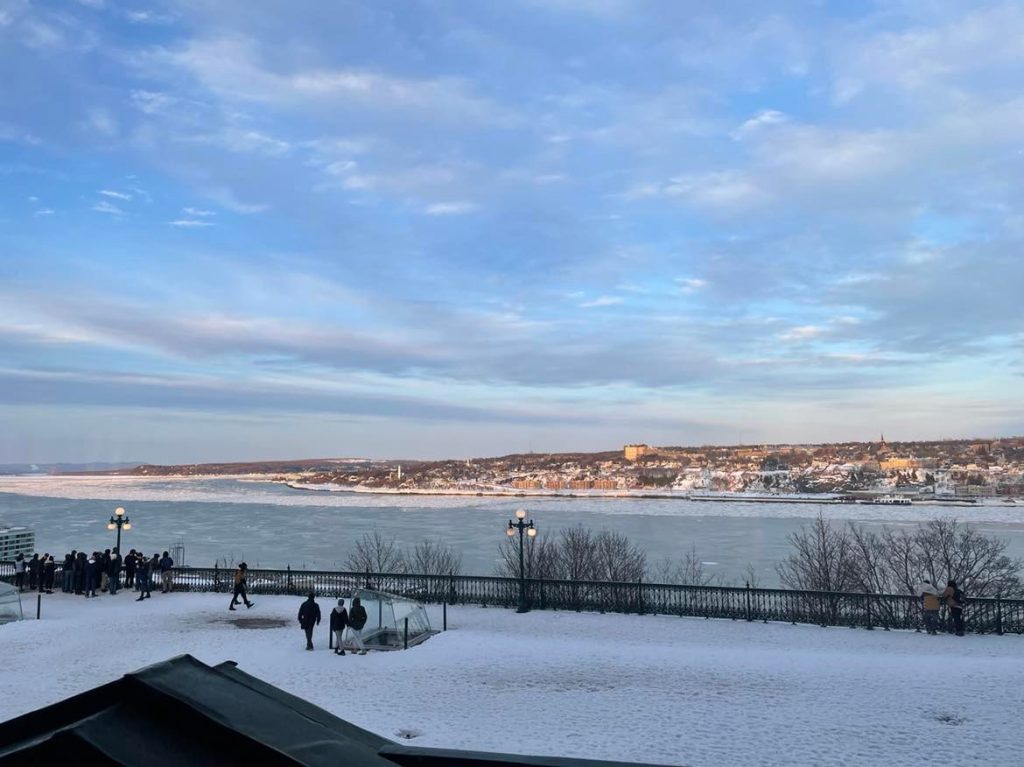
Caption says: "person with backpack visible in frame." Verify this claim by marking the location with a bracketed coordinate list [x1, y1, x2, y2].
[297, 593, 321, 651]
[229, 563, 254, 610]
[943, 580, 965, 636]
[347, 596, 368, 655]
[916, 579, 940, 635]
[330, 599, 349, 656]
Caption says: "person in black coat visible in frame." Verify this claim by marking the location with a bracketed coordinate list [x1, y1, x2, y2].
[27, 554, 41, 590]
[135, 553, 152, 601]
[74, 552, 87, 594]
[108, 549, 121, 595]
[124, 549, 137, 588]
[347, 596, 368, 655]
[297, 593, 321, 651]
[62, 553, 75, 593]
[330, 599, 349, 656]
[85, 554, 100, 597]
[42, 555, 55, 593]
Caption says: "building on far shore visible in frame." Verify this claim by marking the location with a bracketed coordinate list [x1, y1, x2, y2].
[624, 444, 653, 461]
[0, 522, 35, 560]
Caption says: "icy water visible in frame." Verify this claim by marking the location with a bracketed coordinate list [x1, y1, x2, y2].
[1, 476, 1023, 585]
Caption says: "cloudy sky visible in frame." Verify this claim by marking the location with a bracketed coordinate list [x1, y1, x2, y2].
[2, 0, 1023, 463]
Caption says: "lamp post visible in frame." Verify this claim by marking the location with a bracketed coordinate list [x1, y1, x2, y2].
[506, 508, 537, 613]
[106, 507, 131, 552]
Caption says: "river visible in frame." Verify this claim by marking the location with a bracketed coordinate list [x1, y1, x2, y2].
[1, 476, 1023, 585]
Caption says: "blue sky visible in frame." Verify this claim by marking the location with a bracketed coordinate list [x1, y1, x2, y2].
[2, 0, 1023, 463]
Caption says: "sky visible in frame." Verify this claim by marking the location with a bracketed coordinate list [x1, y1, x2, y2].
[2, 0, 1023, 463]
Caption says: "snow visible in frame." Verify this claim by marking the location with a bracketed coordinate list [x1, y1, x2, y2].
[2, 592, 1022, 765]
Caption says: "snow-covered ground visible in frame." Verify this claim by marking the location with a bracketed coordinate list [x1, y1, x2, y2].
[2, 593, 1022, 765]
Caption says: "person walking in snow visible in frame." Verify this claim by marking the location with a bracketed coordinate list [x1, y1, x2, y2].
[330, 599, 349, 655]
[942, 580, 965, 636]
[347, 596, 368, 655]
[917, 579, 940, 635]
[13, 553, 26, 592]
[159, 551, 174, 593]
[229, 563, 254, 610]
[298, 593, 321, 651]
[135, 553, 152, 601]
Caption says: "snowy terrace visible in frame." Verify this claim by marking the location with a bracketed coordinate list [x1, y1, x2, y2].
[2, 592, 1022, 766]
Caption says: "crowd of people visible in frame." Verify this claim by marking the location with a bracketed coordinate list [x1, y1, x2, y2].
[11, 549, 176, 601]
[297, 592, 369, 654]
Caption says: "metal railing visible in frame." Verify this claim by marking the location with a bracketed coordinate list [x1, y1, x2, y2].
[2, 561, 1021, 635]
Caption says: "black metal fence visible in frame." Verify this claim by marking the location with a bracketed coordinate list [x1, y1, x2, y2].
[2, 561, 1021, 635]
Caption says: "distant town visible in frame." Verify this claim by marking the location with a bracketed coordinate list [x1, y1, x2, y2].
[79, 436, 1024, 503]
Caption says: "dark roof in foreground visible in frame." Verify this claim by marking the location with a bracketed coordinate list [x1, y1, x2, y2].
[0, 655, 679, 767]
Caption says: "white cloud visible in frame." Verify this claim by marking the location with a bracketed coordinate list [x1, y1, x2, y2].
[677, 278, 709, 292]
[92, 200, 124, 216]
[205, 188, 269, 214]
[423, 202, 478, 216]
[84, 108, 118, 138]
[779, 325, 825, 342]
[183, 208, 216, 217]
[170, 219, 215, 228]
[33, 209, 55, 217]
[731, 109, 788, 140]
[99, 190, 132, 200]
[580, 296, 623, 308]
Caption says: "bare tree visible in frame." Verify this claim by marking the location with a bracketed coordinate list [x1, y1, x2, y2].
[780, 516, 1023, 598]
[776, 514, 858, 592]
[593, 530, 646, 582]
[496, 532, 558, 579]
[408, 539, 462, 576]
[654, 546, 715, 586]
[345, 531, 406, 573]
[912, 519, 1021, 597]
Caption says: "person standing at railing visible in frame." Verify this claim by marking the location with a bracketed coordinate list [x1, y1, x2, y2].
[916, 579, 940, 635]
[159, 551, 174, 593]
[124, 549, 137, 589]
[330, 599, 349, 656]
[41, 554, 55, 594]
[100, 549, 111, 593]
[942, 580, 965, 637]
[108, 549, 121, 595]
[229, 563, 254, 611]
[85, 553, 100, 598]
[27, 553, 40, 591]
[74, 551, 87, 595]
[298, 592, 321, 651]
[62, 552, 75, 593]
[135, 553, 152, 601]
[13, 553, 26, 592]
[347, 596, 368, 655]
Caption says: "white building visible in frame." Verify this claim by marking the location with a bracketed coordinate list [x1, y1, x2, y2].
[0, 522, 35, 560]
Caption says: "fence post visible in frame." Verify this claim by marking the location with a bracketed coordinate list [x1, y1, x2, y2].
[404, 617, 409, 650]
[744, 582, 752, 622]
[637, 578, 644, 615]
[213, 562, 219, 590]
[286, 565, 293, 595]
[443, 600, 447, 631]
[996, 592, 1003, 636]
[865, 594, 873, 630]
[365, 568, 371, 589]
[36, 593, 41, 620]
[539, 577, 545, 610]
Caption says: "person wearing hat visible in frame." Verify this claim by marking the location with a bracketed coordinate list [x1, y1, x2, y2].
[229, 562, 254, 611]
[330, 599, 349, 655]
